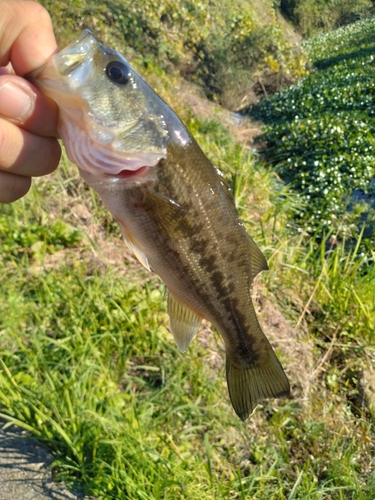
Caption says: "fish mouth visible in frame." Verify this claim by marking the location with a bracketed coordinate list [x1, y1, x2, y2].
[54, 30, 98, 76]
[26, 30, 99, 89]
[105, 166, 149, 181]
[79, 164, 155, 187]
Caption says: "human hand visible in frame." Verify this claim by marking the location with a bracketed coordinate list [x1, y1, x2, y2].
[0, 0, 61, 203]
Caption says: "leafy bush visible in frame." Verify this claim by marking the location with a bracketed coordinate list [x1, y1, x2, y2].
[253, 18, 375, 238]
[279, 0, 374, 36]
[39, 0, 308, 110]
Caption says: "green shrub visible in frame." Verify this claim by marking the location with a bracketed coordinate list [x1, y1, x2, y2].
[279, 0, 374, 36]
[253, 18, 375, 238]
[39, 0, 307, 110]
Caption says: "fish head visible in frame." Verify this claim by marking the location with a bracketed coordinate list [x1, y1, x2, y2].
[28, 30, 176, 180]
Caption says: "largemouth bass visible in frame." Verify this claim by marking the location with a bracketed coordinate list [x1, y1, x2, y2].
[29, 30, 290, 420]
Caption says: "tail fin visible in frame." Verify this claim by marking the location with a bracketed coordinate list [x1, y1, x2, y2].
[226, 348, 290, 421]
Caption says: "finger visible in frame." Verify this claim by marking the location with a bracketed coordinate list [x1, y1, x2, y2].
[0, 74, 59, 137]
[0, 170, 31, 203]
[0, 1, 57, 75]
[0, 117, 61, 176]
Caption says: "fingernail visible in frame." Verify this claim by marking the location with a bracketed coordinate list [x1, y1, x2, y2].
[0, 82, 35, 121]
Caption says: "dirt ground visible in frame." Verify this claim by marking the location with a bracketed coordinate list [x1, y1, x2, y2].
[0, 424, 90, 500]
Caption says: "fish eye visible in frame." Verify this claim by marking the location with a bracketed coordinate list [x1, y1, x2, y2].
[105, 61, 131, 84]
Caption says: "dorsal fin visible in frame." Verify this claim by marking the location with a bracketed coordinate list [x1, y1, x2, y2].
[167, 293, 201, 352]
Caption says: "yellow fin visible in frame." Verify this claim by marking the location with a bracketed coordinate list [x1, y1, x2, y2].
[246, 235, 269, 281]
[167, 293, 201, 352]
[226, 350, 290, 421]
[117, 221, 150, 271]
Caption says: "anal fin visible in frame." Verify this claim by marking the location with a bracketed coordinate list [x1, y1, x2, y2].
[246, 234, 269, 281]
[167, 293, 201, 352]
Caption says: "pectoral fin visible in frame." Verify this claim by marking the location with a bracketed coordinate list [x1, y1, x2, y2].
[117, 221, 150, 271]
[142, 189, 195, 239]
[167, 293, 201, 352]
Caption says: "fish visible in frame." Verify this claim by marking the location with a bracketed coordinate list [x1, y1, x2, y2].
[28, 30, 290, 420]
